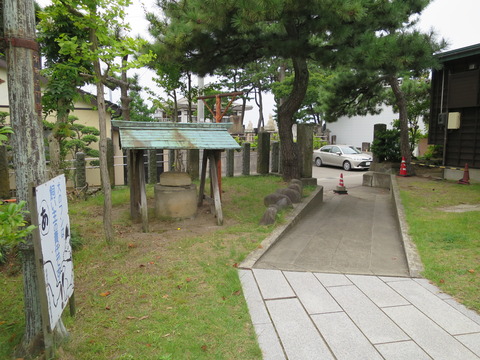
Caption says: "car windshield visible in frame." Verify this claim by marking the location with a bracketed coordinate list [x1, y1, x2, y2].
[341, 146, 361, 154]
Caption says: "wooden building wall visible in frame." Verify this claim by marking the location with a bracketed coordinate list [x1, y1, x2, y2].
[429, 53, 480, 169]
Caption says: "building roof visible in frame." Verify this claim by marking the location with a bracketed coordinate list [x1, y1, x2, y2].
[435, 43, 480, 62]
[112, 120, 241, 150]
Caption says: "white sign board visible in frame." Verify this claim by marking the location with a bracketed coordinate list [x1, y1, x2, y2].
[35, 174, 74, 329]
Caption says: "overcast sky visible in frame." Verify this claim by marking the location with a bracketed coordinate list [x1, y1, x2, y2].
[38, 0, 480, 122]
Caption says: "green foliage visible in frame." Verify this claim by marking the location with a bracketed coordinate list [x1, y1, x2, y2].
[371, 126, 401, 162]
[128, 89, 157, 122]
[313, 136, 327, 150]
[0, 126, 13, 145]
[44, 115, 100, 171]
[0, 112, 9, 125]
[272, 63, 331, 123]
[0, 201, 36, 261]
[419, 144, 443, 162]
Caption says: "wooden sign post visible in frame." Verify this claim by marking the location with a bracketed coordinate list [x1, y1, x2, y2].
[31, 174, 75, 358]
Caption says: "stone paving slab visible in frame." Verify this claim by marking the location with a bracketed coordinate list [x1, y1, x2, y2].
[266, 298, 334, 360]
[312, 312, 383, 360]
[240, 269, 480, 360]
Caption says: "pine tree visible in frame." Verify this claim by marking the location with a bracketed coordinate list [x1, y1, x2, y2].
[147, 0, 434, 180]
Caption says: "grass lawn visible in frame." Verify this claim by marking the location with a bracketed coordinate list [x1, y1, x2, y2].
[397, 176, 480, 312]
[1, 175, 308, 360]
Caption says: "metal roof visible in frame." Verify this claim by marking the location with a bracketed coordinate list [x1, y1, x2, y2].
[112, 120, 241, 150]
[435, 43, 480, 62]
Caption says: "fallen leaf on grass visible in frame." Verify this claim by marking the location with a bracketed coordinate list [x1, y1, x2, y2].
[149, 261, 155, 265]
[146, 344, 151, 347]
[128, 243, 136, 248]
[126, 316, 136, 320]
[232, 290, 241, 296]
[185, 277, 192, 282]
[163, 333, 171, 337]
[139, 315, 149, 320]
[440, 279, 445, 284]
[201, 345, 208, 352]
[468, 269, 475, 273]
[105, 306, 111, 310]
[232, 263, 238, 268]
[139, 264, 146, 268]
[100, 291, 111, 297]
[257, 245, 263, 249]
[162, 294, 169, 299]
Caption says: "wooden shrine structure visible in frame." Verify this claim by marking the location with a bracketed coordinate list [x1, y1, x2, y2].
[111, 120, 240, 230]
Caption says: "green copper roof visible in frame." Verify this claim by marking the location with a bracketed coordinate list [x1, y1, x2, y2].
[112, 121, 240, 150]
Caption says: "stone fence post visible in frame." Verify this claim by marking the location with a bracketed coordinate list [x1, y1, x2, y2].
[271, 141, 279, 173]
[75, 152, 86, 188]
[226, 149, 234, 177]
[187, 149, 200, 181]
[242, 143, 250, 176]
[257, 131, 270, 175]
[148, 149, 157, 184]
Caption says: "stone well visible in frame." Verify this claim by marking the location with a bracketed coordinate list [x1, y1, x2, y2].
[154, 172, 197, 219]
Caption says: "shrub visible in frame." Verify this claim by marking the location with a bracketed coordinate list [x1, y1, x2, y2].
[371, 128, 401, 162]
[0, 201, 36, 261]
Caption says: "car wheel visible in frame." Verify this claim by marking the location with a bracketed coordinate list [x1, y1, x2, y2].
[315, 157, 322, 167]
[343, 161, 352, 171]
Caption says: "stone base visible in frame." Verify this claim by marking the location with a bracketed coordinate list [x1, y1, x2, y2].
[301, 177, 318, 187]
[363, 172, 391, 189]
[154, 184, 197, 219]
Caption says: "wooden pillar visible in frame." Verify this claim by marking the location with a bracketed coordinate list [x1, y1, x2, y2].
[208, 150, 223, 225]
[136, 150, 149, 232]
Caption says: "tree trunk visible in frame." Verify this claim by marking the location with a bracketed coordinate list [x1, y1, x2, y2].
[120, 55, 131, 121]
[255, 87, 265, 130]
[277, 56, 309, 181]
[4, 0, 67, 356]
[388, 76, 414, 175]
[90, 29, 114, 243]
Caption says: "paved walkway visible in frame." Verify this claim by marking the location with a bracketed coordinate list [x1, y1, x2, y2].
[240, 269, 480, 360]
[239, 181, 480, 359]
[254, 186, 409, 277]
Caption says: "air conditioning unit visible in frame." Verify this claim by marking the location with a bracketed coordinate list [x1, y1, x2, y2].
[448, 112, 461, 129]
[438, 113, 448, 125]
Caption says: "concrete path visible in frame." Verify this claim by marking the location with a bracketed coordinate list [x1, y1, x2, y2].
[254, 186, 409, 277]
[240, 269, 480, 360]
[239, 172, 480, 359]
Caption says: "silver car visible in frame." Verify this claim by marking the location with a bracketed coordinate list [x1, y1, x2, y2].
[313, 145, 372, 171]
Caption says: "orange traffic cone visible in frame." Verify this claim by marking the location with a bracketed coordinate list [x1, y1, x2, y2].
[398, 157, 408, 176]
[457, 163, 470, 185]
[334, 173, 348, 194]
